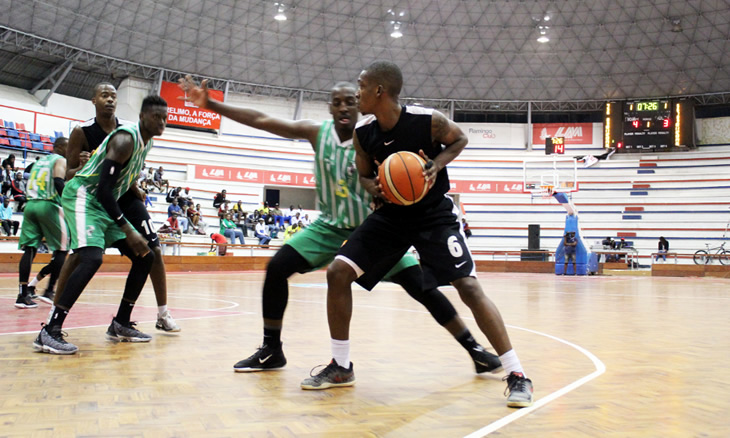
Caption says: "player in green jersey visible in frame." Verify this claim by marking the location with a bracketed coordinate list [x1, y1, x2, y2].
[179, 76, 502, 374]
[15, 137, 69, 309]
[33, 95, 168, 355]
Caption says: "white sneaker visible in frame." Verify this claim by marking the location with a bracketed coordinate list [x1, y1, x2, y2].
[155, 310, 181, 332]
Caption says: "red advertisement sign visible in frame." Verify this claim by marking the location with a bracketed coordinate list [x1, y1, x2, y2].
[159, 81, 224, 130]
[451, 180, 524, 194]
[532, 123, 592, 145]
[196, 166, 520, 193]
[195, 165, 316, 187]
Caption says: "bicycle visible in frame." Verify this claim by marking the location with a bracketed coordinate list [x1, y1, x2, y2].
[693, 242, 729, 265]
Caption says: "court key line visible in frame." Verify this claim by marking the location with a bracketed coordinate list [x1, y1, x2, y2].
[463, 324, 606, 437]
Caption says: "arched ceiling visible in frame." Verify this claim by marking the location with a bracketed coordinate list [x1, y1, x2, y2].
[1, 0, 729, 103]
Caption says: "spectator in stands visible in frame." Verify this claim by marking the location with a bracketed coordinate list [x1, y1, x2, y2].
[23, 156, 41, 180]
[213, 189, 226, 208]
[462, 217, 472, 238]
[254, 217, 272, 246]
[145, 167, 156, 190]
[193, 203, 208, 234]
[290, 211, 302, 227]
[231, 203, 248, 236]
[167, 197, 182, 217]
[563, 231, 577, 275]
[218, 200, 231, 219]
[220, 212, 245, 245]
[656, 236, 669, 262]
[284, 221, 303, 241]
[0, 198, 19, 236]
[2, 154, 17, 172]
[166, 186, 182, 204]
[187, 203, 202, 234]
[1, 164, 13, 197]
[258, 201, 271, 223]
[270, 203, 286, 230]
[181, 187, 193, 207]
[210, 232, 227, 256]
[11, 171, 26, 212]
[158, 211, 182, 236]
[602, 236, 615, 262]
[300, 214, 310, 227]
[153, 166, 169, 192]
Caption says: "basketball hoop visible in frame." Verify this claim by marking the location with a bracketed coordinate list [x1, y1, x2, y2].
[539, 185, 554, 199]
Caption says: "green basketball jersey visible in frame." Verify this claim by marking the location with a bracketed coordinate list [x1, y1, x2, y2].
[313, 120, 370, 229]
[26, 154, 63, 204]
[73, 122, 152, 200]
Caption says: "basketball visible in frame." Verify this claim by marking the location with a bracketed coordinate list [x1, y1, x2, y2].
[378, 151, 430, 206]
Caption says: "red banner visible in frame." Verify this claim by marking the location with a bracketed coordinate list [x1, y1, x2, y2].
[195, 165, 522, 193]
[195, 165, 316, 187]
[159, 81, 224, 130]
[532, 123, 592, 145]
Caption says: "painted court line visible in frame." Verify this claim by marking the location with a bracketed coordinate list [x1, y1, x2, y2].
[463, 325, 606, 437]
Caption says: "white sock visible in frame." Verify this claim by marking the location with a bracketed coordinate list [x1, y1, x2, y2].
[499, 349, 525, 377]
[331, 338, 350, 369]
[158, 305, 168, 316]
[29, 277, 40, 287]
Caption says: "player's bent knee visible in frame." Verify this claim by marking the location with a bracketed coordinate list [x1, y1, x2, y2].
[327, 259, 358, 285]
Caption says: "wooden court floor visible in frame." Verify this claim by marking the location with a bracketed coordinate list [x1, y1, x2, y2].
[1, 270, 729, 437]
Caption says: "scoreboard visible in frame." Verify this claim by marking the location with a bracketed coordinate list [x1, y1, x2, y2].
[622, 100, 672, 150]
[604, 99, 695, 153]
[545, 136, 565, 155]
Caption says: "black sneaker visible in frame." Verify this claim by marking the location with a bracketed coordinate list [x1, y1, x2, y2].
[106, 318, 152, 342]
[300, 359, 355, 390]
[233, 344, 287, 372]
[33, 324, 78, 355]
[38, 289, 55, 305]
[470, 345, 503, 374]
[504, 371, 534, 408]
[28, 285, 38, 299]
[15, 293, 38, 309]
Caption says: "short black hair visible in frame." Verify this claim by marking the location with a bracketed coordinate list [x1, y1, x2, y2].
[141, 95, 168, 112]
[364, 61, 403, 97]
[332, 81, 356, 92]
[53, 136, 68, 148]
[93, 82, 115, 96]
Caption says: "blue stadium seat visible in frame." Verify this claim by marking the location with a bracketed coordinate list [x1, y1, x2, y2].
[29, 133, 41, 142]
[6, 129, 19, 138]
[4, 121, 14, 129]
[9, 138, 21, 147]
[31, 141, 45, 150]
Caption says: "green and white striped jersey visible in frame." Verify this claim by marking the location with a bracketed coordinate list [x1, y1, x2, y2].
[313, 120, 370, 229]
[26, 154, 63, 204]
[73, 122, 152, 200]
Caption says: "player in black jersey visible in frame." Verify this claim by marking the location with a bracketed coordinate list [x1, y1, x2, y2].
[303, 61, 533, 408]
[53, 83, 180, 332]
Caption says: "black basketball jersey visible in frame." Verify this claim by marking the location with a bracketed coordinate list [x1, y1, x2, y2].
[80, 117, 123, 152]
[355, 105, 450, 209]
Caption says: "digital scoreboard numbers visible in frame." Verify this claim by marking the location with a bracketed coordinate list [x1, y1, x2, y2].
[622, 100, 672, 151]
[545, 136, 565, 155]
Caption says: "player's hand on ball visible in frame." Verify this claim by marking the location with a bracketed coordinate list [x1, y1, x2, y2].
[419, 149, 438, 189]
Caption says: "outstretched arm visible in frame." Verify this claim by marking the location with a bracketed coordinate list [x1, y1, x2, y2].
[178, 76, 321, 148]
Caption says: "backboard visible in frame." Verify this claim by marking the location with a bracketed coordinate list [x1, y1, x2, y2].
[523, 157, 578, 199]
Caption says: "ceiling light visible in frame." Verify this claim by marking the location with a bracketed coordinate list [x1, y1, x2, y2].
[671, 19, 683, 32]
[274, 3, 287, 21]
[390, 22, 403, 38]
[537, 35, 550, 43]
